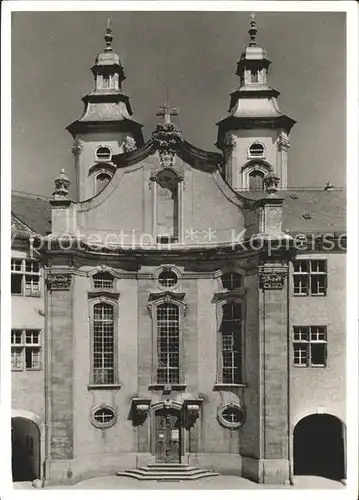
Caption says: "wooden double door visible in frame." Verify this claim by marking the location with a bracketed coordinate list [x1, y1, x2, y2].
[154, 409, 181, 463]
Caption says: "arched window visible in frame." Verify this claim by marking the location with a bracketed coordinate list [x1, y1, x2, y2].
[93, 272, 114, 289]
[102, 75, 110, 89]
[249, 170, 265, 191]
[250, 69, 258, 83]
[219, 302, 242, 384]
[96, 172, 111, 194]
[156, 303, 179, 384]
[221, 272, 242, 290]
[96, 146, 112, 161]
[92, 303, 115, 384]
[156, 169, 179, 243]
[249, 143, 265, 158]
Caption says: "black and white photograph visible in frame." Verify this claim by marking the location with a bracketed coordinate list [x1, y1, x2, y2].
[1, 1, 358, 496]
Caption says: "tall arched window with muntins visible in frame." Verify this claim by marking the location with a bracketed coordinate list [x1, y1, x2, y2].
[156, 169, 179, 243]
[249, 170, 264, 191]
[96, 146, 112, 161]
[249, 143, 265, 158]
[92, 303, 115, 384]
[156, 303, 179, 384]
[219, 302, 242, 384]
[221, 272, 242, 290]
[96, 172, 111, 194]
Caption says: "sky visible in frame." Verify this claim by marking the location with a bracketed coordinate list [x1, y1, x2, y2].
[11, 10, 346, 198]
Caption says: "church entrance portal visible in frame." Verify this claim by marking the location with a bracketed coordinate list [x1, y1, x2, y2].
[293, 414, 345, 480]
[154, 409, 181, 463]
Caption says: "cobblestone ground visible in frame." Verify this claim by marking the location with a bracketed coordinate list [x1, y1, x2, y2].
[13, 475, 345, 490]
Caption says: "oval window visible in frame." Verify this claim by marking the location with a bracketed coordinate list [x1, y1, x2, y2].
[158, 270, 178, 288]
[91, 405, 116, 429]
[218, 403, 245, 429]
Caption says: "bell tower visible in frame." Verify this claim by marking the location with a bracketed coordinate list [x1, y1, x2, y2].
[216, 14, 295, 191]
[67, 21, 144, 201]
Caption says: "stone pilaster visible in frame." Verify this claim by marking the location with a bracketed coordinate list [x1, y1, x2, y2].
[44, 272, 74, 483]
[259, 262, 289, 484]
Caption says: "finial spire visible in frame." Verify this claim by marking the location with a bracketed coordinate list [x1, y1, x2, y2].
[248, 13, 257, 46]
[104, 19, 113, 52]
[53, 168, 70, 198]
[156, 89, 179, 124]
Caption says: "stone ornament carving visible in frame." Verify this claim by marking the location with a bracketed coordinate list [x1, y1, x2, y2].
[217, 402, 245, 429]
[277, 131, 290, 152]
[72, 137, 84, 156]
[47, 273, 72, 290]
[123, 136, 137, 153]
[259, 267, 287, 290]
[183, 399, 203, 428]
[264, 171, 280, 194]
[136, 404, 150, 416]
[187, 404, 201, 418]
[53, 169, 70, 198]
[223, 134, 236, 153]
[152, 122, 184, 168]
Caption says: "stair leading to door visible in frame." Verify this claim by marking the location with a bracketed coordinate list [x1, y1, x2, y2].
[117, 463, 219, 481]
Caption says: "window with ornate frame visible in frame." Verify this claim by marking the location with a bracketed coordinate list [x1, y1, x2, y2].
[248, 142, 265, 159]
[96, 146, 112, 162]
[148, 294, 186, 388]
[91, 403, 117, 429]
[90, 299, 118, 386]
[93, 271, 115, 289]
[217, 402, 245, 429]
[248, 170, 265, 191]
[221, 272, 243, 291]
[216, 299, 244, 385]
[156, 303, 180, 384]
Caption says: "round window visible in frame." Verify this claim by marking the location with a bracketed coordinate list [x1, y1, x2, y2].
[218, 403, 245, 429]
[91, 405, 116, 429]
[158, 270, 178, 288]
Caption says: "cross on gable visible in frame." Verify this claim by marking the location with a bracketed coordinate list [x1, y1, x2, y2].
[156, 102, 179, 124]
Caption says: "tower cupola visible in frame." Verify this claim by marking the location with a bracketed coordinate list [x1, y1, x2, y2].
[67, 22, 144, 202]
[216, 14, 296, 191]
[91, 20, 126, 91]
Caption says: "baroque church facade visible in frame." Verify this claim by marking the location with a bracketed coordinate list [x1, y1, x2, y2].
[11, 18, 346, 486]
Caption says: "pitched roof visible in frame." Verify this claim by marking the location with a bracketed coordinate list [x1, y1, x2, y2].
[281, 189, 346, 235]
[12, 194, 52, 235]
[240, 188, 346, 234]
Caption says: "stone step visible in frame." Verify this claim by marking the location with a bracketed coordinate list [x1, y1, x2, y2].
[126, 468, 210, 477]
[146, 463, 191, 469]
[139, 465, 198, 473]
[117, 469, 219, 481]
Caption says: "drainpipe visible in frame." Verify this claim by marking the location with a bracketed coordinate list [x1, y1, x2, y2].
[287, 267, 294, 486]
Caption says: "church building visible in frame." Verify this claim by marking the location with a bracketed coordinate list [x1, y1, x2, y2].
[11, 17, 346, 486]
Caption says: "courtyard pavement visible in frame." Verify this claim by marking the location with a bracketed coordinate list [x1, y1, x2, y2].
[13, 475, 345, 490]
